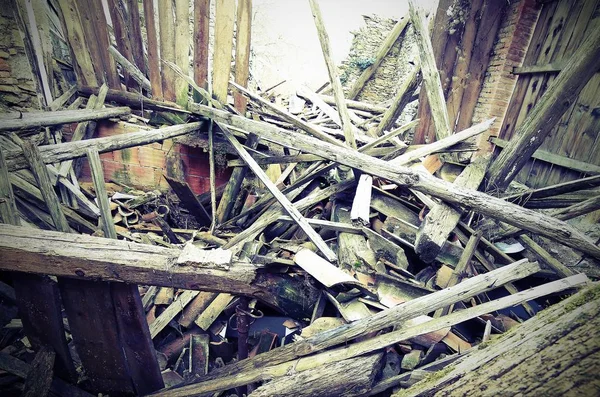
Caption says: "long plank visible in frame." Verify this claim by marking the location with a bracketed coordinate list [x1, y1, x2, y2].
[233, 0, 252, 113]
[143, 0, 164, 99]
[174, 0, 190, 106]
[158, 0, 176, 101]
[220, 123, 338, 262]
[213, 0, 235, 102]
[0, 107, 130, 132]
[190, 104, 600, 259]
[193, 0, 210, 90]
[5, 122, 202, 172]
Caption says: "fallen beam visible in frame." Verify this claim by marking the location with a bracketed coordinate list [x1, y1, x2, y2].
[5, 122, 203, 172]
[0, 107, 131, 132]
[190, 104, 600, 259]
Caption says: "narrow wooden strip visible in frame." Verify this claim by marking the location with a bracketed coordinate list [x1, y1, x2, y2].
[87, 148, 116, 239]
[174, 0, 190, 106]
[193, 0, 210, 90]
[143, 0, 164, 99]
[213, 0, 235, 103]
[158, 0, 176, 101]
[108, 45, 152, 91]
[234, 0, 252, 113]
[150, 290, 199, 338]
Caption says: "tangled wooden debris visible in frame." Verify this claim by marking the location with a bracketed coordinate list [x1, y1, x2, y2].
[0, 0, 599, 396]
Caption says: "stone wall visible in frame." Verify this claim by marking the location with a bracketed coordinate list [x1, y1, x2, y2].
[0, 6, 41, 111]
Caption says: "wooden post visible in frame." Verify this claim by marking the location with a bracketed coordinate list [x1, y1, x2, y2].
[56, 0, 98, 86]
[194, 0, 210, 90]
[234, 0, 252, 113]
[106, 0, 135, 86]
[308, 0, 356, 149]
[213, 0, 236, 103]
[174, 0, 190, 107]
[220, 124, 338, 262]
[158, 0, 177, 101]
[87, 148, 116, 239]
[486, 25, 600, 190]
[347, 15, 410, 100]
[143, 0, 163, 99]
[408, 0, 452, 141]
[125, 0, 146, 75]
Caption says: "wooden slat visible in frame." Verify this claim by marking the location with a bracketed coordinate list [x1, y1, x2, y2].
[106, 0, 135, 87]
[87, 148, 116, 239]
[193, 0, 210, 90]
[234, 0, 252, 113]
[125, 0, 146, 75]
[158, 0, 176, 101]
[213, 0, 236, 103]
[143, 0, 163, 99]
[174, 0, 190, 106]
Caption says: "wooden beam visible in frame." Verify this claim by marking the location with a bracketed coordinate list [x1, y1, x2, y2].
[106, 0, 135, 87]
[318, 94, 387, 114]
[0, 147, 19, 225]
[347, 14, 410, 99]
[174, 0, 190, 106]
[490, 137, 600, 175]
[108, 45, 152, 91]
[0, 107, 130, 133]
[87, 148, 116, 239]
[512, 62, 564, 75]
[125, 0, 145, 75]
[77, 85, 185, 112]
[220, 124, 338, 262]
[308, 0, 356, 148]
[517, 234, 574, 278]
[213, 0, 235, 103]
[158, 0, 176, 101]
[143, 0, 163, 100]
[408, 1, 452, 141]
[190, 104, 600, 259]
[503, 175, 600, 203]
[164, 175, 211, 224]
[415, 155, 490, 263]
[5, 122, 202, 172]
[193, 0, 210, 90]
[374, 60, 421, 136]
[234, 0, 252, 113]
[486, 26, 600, 190]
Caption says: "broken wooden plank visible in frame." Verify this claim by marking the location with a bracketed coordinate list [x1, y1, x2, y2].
[318, 95, 388, 113]
[220, 124, 338, 262]
[179, 291, 218, 327]
[194, 293, 233, 331]
[150, 290, 200, 338]
[0, 107, 129, 133]
[347, 14, 410, 99]
[216, 133, 259, 223]
[359, 119, 418, 153]
[308, 0, 356, 148]
[234, 0, 252, 113]
[174, 0, 190, 106]
[143, 0, 164, 99]
[77, 86, 185, 112]
[294, 248, 363, 289]
[158, 0, 176, 101]
[517, 235, 575, 279]
[351, 173, 373, 225]
[278, 216, 362, 234]
[164, 175, 211, 224]
[108, 45, 152, 91]
[5, 122, 202, 172]
[0, 147, 18, 225]
[191, 105, 600, 259]
[486, 26, 600, 190]
[193, 0, 210, 91]
[87, 148, 116, 239]
[415, 155, 490, 263]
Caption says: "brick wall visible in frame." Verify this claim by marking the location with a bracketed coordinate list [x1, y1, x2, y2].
[471, 0, 541, 153]
[80, 121, 232, 195]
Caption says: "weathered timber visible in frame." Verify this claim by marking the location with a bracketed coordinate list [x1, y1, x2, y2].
[397, 282, 599, 397]
[213, 0, 235, 103]
[503, 174, 600, 203]
[490, 137, 600, 176]
[159, 266, 579, 397]
[0, 224, 308, 309]
[415, 155, 490, 263]
[347, 14, 410, 99]
[216, 133, 259, 223]
[333, 200, 375, 271]
[187, 260, 541, 382]
[49, 85, 77, 111]
[359, 119, 418, 152]
[194, 293, 233, 330]
[234, 0, 252, 113]
[5, 122, 202, 172]
[0, 147, 18, 225]
[108, 45, 151, 91]
[308, 0, 356, 148]
[362, 227, 410, 270]
[221, 124, 337, 261]
[158, 0, 176, 101]
[231, 81, 343, 146]
[106, 0, 135, 87]
[87, 148, 116, 239]
[375, 60, 421, 136]
[179, 291, 218, 327]
[193, 0, 210, 90]
[164, 175, 211, 224]
[143, 0, 164, 99]
[408, 1, 452, 141]
[278, 216, 362, 233]
[0, 107, 130, 133]
[390, 118, 494, 166]
[124, 0, 145, 75]
[250, 353, 383, 397]
[21, 346, 55, 397]
[77, 86, 186, 112]
[318, 94, 388, 113]
[191, 105, 600, 258]
[174, 0, 190, 106]
[150, 290, 199, 338]
[486, 26, 600, 190]
[517, 235, 574, 278]
[227, 153, 324, 167]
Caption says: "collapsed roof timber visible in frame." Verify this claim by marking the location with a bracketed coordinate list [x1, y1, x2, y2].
[0, 0, 599, 396]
